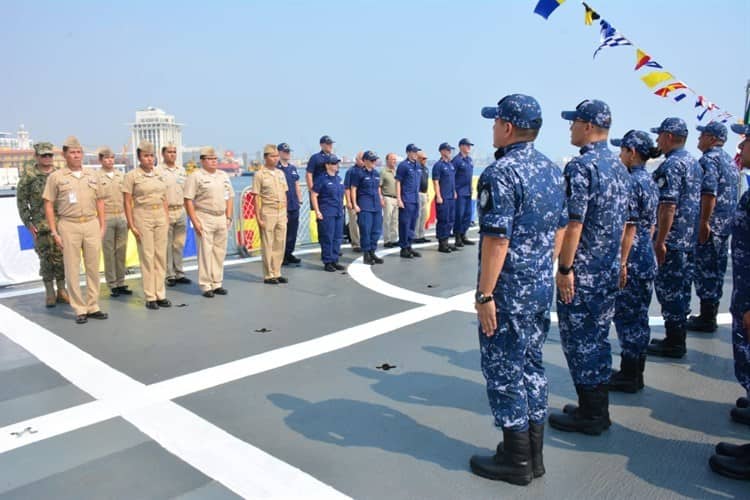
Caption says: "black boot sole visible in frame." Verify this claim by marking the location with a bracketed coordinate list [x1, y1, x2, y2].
[468, 461, 532, 485]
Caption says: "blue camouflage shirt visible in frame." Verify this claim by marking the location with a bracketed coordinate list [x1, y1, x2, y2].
[699, 147, 739, 238]
[625, 165, 658, 279]
[477, 141, 567, 314]
[395, 159, 420, 204]
[731, 190, 750, 316]
[350, 167, 381, 212]
[306, 151, 329, 183]
[431, 159, 456, 200]
[652, 147, 702, 250]
[277, 162, 300, 212]
[565, 140, 633, 292]
[452, 153, 474, 197]
[313, 173, 344, 217]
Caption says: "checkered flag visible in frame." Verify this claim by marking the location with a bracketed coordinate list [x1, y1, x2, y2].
[593, 20, 632, 58]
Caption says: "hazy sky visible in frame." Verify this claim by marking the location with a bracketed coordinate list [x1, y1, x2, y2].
[3, 0, 749, 162]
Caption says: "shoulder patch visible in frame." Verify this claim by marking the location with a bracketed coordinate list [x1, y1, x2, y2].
[656, 176, 666, 188]
[479, 188, 491, 209]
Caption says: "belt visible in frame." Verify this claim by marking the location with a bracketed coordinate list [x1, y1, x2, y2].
[60, 215, 96, 223]
[383, 194, 396, 198]
[136, 204, 163, 210]
[105, 210, 123, 216]
[168, 204, 184, 210]
[197, 208, 225, 216]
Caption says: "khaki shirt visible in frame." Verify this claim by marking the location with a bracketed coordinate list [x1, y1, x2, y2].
[122, 167, 167, 207]
[42, 167, 101, 219]
[95, 169, 125, 215]
[251, 166, 287, 210]
[183, 168, 234, 214]
[158, 164, 187, 207]
[380, 168, 397, 197]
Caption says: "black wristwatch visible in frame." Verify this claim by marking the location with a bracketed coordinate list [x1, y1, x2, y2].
[558, 264, 574, 275]
[475, 291, 494, 304]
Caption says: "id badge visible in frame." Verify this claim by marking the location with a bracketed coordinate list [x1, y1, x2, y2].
[68, 191, 78, 204]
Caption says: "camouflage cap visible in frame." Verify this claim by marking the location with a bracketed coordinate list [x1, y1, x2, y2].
[362, 150, 379, 161]
[63, 136, 82, 150]
[262, 144, 278, 156]
[277, 142, 292, 153]
[482, 94, 543, 130]
[696, 121, 727, 142]
[33, 142, 54, 155]
[561, 99, 612, 129]
[650, 117, 688, 137]
[731, 123, 750, 136]
[97, 146, 115, 157]
[200, 146, 217, 158]
[138, 141, 155, 154]
[611, 130, 654, 158]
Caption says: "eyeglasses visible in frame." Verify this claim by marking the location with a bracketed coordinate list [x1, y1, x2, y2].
[39, 153, 54, 158]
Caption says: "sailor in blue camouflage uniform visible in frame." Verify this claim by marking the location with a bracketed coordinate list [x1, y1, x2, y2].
[469, 94, 566, 486]
[277, 143, 303, 265]
[608, 130, 660, 393]
[647, 118, 703, 359]
[686, 122, 739, 333]
[548, 99, 633, 436]
[452, 138, 476, 247]
[709, 123, 750, 480]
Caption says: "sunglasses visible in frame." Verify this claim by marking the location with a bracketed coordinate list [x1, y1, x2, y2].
[39, 153, 54, 158]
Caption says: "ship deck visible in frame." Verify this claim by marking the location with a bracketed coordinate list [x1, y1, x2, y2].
[0, 232, 747, 499]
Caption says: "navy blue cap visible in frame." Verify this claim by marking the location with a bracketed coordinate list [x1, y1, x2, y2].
[323, 154, 341, 164]
[610, 130, 654, 158]
[362, 150, 379, 162]
[650, 117, 688, 137]
[438, 142, 455, 151]
[405, 143, 421, 153]
[482, 94, 543, 130]
[319, 135, 335, 145]
[458, 138, 474, 147]
[696, 121, 728, 142]
[277, 142, 291, 153]
[731, 123, 750, 136]
[561, 99, 612, 129]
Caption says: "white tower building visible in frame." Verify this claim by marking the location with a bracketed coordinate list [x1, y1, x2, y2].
[129, 107, 183, 167]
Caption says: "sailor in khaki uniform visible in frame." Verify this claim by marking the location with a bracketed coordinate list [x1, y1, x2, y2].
[43, 136, 108, 325]
[123, 141, 171, 310]
[251, 144, 288, 284]
[96, 146, 131, 297]
[184, 146, 234, 297]
[158, 143, 191, 287]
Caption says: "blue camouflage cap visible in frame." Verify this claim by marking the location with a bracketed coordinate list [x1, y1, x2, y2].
[277, 142, 292, 153]
[481, 94, 543, 130]
[438, 142, 455, 151]
[610, 129, 654, 158]
[405, 143, 421, 153]
[650, 117, 688, 137]
[731, 123, 750, 136]
[323, 154, 341, 164]
[561, 99, 612, 129]
[362, 150, 379, 161]
[458, 138, 474, 146]
[696, 121, 728, 142]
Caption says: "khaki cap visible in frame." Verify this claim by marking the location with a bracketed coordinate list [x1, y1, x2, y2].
[98, 146, 115, 157]
[162, 142, 177, 153]
[33, 142, 54, 155]
[63, 136, 82, 150]
[138, 141, 155, 155]
[200, 146, 217, 158]
[263, 144, 278, 156]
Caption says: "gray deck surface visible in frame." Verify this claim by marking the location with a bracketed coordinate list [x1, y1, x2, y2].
[0, 237, 747, 499]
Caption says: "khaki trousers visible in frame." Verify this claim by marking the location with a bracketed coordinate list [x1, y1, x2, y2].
[417, 192, 429, 239]
[167, 207, 187, 279]
[134, 206, 168, 301]
[58, 218, 102, 316]
[103, 215, 128, 289]
[195, 212, 228, 291]
[383, 196, 399, 244]
[347, 206, 360, 247]
[259, 208, 287, 280]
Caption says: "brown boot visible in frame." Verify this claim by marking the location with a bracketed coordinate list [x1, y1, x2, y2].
[44, 280, 56, 308]
[56, 279, 70, 304]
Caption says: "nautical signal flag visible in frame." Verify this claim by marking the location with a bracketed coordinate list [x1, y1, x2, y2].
[634, 49, 663, 70]
[654, 82, 687, 98]
[640, 71, 674, 88]
[583, 2, 600, 26]
[534, 0, 566, 19]
[593, 20, 632, 58]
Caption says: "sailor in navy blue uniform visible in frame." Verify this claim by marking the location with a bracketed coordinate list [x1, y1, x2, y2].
[277, 143, 302, 265]
[396, 144, 423, 258]
[453, 138, 476, 247]
[432, 142, 457, 253]
[311, 154, 345, 272]
[351, 150, 384, 265]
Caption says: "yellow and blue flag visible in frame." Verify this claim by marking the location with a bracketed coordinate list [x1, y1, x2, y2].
[534, 0, 566, 19]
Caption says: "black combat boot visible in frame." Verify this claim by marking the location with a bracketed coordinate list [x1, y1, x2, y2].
[549, 385, 610, 435]
[638, 353, 647, 390]
[461, 233, 476, 245]
[709, 451, 750, 480]
[647, 322, 687, 358]
[363, 252, 373, 265]
[470, 429, 533, 485]
[370, 251, 384, 264]
[737, 397, 750, 408]
[686, 301, 718, 333]
[454, 235, 464, 248]
[438, 239, 452, 253]
[715, 442, 750, 458]
[731, 407, 750, 426]
[607, 356, 640, 393]
[529, 422, 545, 478]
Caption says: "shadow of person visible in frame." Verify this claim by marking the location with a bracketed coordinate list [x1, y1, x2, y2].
[268, 393, 484, 471]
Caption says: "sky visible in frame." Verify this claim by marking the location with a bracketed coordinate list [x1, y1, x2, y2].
[3, 0, 749, 162]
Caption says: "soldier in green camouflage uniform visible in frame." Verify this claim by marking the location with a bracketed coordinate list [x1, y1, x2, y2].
[16, 142, 68, 307]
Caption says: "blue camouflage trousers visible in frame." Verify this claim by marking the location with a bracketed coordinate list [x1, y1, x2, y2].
[558, 290, 615, 387]
[693, 232, 730, 304]
[614, 276, 653, 360]
[655, 248, 691, 327]
[733, 313, 750, 396]
[479, 311, 550, 431]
